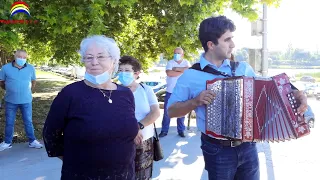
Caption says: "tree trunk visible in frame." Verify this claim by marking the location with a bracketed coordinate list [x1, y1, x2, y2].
[0, 50, 11, 66]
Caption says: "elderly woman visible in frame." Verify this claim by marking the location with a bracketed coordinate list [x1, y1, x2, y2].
[118, 56, 160, 180]
[43, 36, 138, 180]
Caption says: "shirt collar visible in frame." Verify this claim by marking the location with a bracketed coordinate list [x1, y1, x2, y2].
[12, 60, 27, 68]
[199, 53, 231, 70]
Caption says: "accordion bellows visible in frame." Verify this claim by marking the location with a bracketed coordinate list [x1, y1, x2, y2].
[206, 73, 310, 142]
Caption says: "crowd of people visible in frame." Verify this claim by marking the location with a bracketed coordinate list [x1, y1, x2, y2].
[0, 15, 309, 180]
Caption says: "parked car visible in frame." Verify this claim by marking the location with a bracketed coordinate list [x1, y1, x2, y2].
[304, 83, 320, 96]
[305, 105, 315, 128]
[300, 76, 316, 83]
[315, 87, 320, 100]
[40, 65, 52, 71]
[143, 80, 167, 93]
[155, 88, 166, 102]
[73, 66, 85, 79]
[289, 75, 296, 82]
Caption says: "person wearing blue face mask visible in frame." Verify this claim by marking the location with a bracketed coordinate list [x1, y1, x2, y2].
[118, 56, 160, 180]
[0, 49, 43, 152]
[43, 36, 139, 180]
[159, 47, 191, 138]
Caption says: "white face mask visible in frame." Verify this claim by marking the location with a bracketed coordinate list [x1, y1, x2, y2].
[84, 71, 111, 85]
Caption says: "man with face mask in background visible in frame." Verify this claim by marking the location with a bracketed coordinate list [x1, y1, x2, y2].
[0, 49, 43, 151]
[159, 47, 191, 138]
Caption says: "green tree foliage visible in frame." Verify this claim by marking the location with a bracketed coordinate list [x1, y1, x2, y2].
[0, 0, 20, 52]
[0, 0, 280, 69]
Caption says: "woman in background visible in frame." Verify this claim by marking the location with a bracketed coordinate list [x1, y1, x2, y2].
[118, 56, 160, 180]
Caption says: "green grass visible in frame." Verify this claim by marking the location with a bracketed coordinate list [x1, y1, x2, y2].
[269, 65, 320, 69]
[36, 70, 54, 76]
[0, 70, 74, 143]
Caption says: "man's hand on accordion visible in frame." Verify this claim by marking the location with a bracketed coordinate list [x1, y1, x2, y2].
[168, 90, 216, 118]
[195, 90, 216, 106]
[292, 90, 308, 116]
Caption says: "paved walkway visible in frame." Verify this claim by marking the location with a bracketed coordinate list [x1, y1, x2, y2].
[0, 114, 269, 180]
[0, 128, 271, 180]
[1, 109, 319, 180]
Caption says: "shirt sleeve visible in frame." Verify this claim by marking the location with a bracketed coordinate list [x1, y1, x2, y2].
[186, 60, 191, 67]
[0, 67, 6, 81]
[166, 61, 173, 70]
[42, 87, 71, 157]
[243, 62, 257, 77]
[167, 71, 191, 109]
[31, 66, 36, 80]
[145, 85, 158, 106]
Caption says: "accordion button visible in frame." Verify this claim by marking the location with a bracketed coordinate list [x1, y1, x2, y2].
[295, 113, 298, 115]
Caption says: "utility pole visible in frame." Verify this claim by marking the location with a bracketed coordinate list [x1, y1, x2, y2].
[261, 4, 268, 77]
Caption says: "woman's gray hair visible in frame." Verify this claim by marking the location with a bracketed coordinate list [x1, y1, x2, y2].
[79, 35, 120, 77]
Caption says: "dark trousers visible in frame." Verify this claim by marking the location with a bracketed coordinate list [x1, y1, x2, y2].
[161, 92, 185, 133]
[201, 135, 260, 180]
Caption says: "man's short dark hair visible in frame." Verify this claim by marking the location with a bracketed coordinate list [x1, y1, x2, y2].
[119, 55, 142, 72]
[199, 16, 236, 52]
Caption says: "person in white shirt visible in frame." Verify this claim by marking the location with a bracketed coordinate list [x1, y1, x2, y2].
[118, 55, 160, 180]
[159, 47, 191, 138]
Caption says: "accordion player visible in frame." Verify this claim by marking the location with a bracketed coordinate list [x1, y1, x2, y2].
[206, 73, 310, 142]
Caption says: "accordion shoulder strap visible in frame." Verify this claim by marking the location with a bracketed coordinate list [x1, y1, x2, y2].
[190, 61, 239, 77]
[230, 61, 239, 76]
[191, 61, 298, 90]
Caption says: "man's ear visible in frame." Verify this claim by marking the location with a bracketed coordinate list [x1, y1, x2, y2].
[207, 41, 215, 51]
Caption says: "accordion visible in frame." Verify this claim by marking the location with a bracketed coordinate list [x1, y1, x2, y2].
[206, 73, 310, 142]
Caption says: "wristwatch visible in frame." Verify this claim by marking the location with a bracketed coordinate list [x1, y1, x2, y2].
[138, 122, 144, 130]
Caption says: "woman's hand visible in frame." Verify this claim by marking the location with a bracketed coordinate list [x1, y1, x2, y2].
[134, 130, 143, 145]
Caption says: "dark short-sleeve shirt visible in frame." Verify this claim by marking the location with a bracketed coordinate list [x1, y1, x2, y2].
[43, 81, 139, 178]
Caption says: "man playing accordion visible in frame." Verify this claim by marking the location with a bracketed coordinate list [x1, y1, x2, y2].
[167, 16, 308, 180]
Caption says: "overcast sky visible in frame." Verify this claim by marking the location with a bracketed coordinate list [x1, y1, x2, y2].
[224, 0, 320, 52]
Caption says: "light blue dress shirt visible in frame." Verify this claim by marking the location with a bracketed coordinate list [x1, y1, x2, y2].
[167, 54, 256, 133]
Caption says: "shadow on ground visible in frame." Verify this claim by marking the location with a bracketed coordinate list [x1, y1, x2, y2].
[152, 126, 206, 179]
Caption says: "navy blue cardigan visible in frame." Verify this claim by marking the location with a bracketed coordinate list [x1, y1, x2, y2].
[43, 81, 138, 179]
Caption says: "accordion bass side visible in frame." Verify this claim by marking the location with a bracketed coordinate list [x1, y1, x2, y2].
[206, 73, 310, 142]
